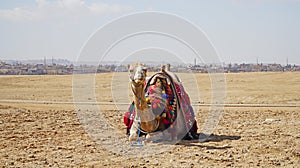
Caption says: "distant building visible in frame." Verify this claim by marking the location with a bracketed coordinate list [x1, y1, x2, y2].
[0, 61, 299, 75]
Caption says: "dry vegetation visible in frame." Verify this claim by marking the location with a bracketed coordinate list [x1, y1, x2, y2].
[0, 72, 299, 167]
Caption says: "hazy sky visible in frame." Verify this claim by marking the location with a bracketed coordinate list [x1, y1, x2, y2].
[0, 0, 299, 64]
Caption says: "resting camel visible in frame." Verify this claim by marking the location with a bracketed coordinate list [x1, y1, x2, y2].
[126, 63, 198, 142]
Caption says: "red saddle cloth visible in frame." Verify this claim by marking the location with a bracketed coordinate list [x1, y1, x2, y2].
[124, 72, 197, 135]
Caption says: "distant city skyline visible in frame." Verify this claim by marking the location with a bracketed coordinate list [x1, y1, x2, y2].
[0, 0, 299, 65]
[1, 58, 299, 76]
[1, 57, 298, 67]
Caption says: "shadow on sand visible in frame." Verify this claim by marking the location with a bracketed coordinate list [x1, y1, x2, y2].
[176, 134, 241, 149]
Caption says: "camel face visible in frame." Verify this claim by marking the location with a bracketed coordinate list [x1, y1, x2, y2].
[128, 63, 147, 85]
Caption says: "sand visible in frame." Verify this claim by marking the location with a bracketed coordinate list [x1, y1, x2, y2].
[0, 72, 299, 167]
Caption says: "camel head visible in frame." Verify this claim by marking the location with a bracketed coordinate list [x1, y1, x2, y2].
[127, 62, 147, 85]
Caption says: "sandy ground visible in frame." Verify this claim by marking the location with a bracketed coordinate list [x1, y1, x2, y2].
[0, 72, 299, 167]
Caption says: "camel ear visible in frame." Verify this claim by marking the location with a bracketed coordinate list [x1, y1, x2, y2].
[127, 64, 130, 70]
[166, 64, 171, 71]
[142, 66, 147, 75]
[161, 65, 165, 72]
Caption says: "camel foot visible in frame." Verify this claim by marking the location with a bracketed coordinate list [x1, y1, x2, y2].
[129, 132, 137, 141]
[145, 132, 172, 142]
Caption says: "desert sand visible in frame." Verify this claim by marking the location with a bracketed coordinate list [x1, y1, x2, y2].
[0, 72, 299, 167]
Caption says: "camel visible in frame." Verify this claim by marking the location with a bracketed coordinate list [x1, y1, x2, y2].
[126, 62, 198, 142]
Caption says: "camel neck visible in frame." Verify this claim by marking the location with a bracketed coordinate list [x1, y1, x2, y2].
[132, 82, 147, 112]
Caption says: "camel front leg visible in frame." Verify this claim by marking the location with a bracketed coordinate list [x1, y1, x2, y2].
[128, 122, 138, 141]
